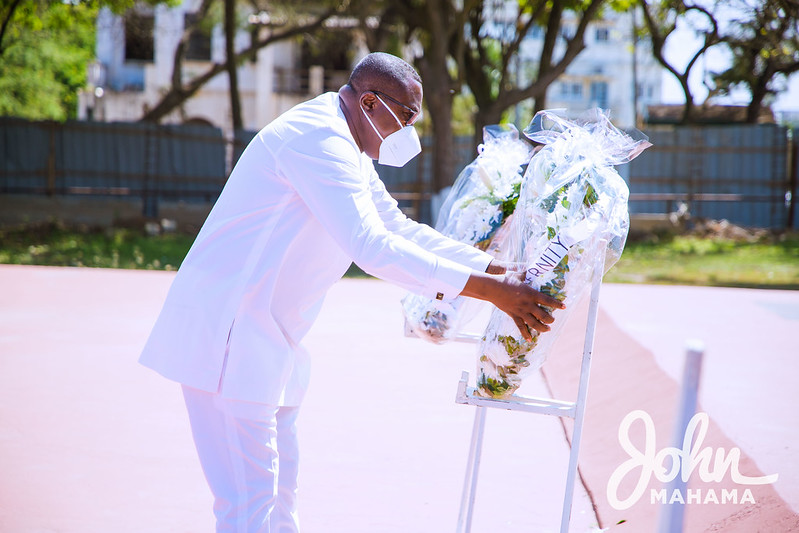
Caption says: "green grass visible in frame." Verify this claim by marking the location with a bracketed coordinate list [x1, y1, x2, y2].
[1, 222, 798, 289]
[0, 222, 193, 271]
[605, 233, 799, 289]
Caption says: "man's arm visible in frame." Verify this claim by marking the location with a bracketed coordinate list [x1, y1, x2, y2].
[281, 132, 558, 338]
[367, 170, 496, 273]
[279, 133, 477, 301]
[461, 270, 564, 341]
[367, 168, 557, 337]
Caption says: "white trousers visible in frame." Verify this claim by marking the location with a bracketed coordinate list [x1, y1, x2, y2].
[182, 385, 301, 533]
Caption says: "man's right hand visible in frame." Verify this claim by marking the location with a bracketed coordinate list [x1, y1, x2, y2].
[460, 270, 565, 341]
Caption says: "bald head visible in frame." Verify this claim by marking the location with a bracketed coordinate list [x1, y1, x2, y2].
[339, 52, 423, 160]
[347, 52, 422, 95]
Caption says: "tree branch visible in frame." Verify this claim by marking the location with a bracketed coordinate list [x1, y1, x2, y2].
[0, 0, 24, 57]
[511, 0, 603, 110]
[224, 0, 242, 131]
[538, 0, 564, 79]
[681, 3, 720, 76]
[639, 0, 696, 120]
[141, 8, 336, 123]
[499, 2, 544, 81]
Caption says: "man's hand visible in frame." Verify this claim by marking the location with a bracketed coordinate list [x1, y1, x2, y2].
[462, 270, 565, 341]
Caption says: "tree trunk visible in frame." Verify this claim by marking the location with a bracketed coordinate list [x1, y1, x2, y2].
[417, 56, 455, 194]
[0, 0, 23, 57]
[640, 1, 721, 126]
[461, 0, 599, 150]
[532, 92, 547, 115]
[533, 0, 563, 115]
[678, 76, 695, 124]
[225, 0, 242, 132]
[746, 70, 772, 123]
[415, 0, 458, 193]
[472, 104, 504, 150]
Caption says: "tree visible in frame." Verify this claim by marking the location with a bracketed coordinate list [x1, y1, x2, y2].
[368, 0, 476, 193]
[462, 0, 610, 147]
[224, 0, 243, 131]
[638, 0, 722, 123]
[0, 0, 24, 58]
[0, 0, 171, 120]
[0, 0, 96, 120]
[140, 2, 340, 124]
[0, 0, 171, 58]
[710, 0, 799, 123]
[356, 0, 616, 190]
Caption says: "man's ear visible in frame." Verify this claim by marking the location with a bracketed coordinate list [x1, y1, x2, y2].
[360, 91, 378, 112]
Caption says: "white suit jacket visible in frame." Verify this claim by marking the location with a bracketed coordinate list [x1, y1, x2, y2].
[139, 92, 492, 406]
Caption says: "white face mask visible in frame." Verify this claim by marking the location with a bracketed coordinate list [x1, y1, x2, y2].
[361, 93, 422, 167]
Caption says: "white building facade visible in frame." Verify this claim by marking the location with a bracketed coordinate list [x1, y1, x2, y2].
[79, 1, 363, 133]
[517, 8, 663, 129]
[80, 2, 663, 133]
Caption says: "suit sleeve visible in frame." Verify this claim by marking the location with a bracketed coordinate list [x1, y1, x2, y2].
[367, 168, 494, 273]
[276, 131, 474, 301]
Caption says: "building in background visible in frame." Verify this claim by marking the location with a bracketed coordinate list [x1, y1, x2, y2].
[80, 1, 665, 133]
[517, 8, 663, 129]
[78, 0, 365, 134]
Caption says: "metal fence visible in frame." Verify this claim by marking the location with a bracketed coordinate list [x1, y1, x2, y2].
[624, 124, 796, 229]
[0, 118, 228, 218]
[1, 118, 796, 229]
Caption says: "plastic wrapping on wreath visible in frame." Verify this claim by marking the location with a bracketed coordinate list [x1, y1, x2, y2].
[402, 124, 533, 344]
[476, 109, 652, 398]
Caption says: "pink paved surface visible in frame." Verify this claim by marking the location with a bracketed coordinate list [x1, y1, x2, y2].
[1, 264, 797, 532]
[0, 265, 596, 533]
[545, 292, 799, 532]
[599, 284, 799, 517]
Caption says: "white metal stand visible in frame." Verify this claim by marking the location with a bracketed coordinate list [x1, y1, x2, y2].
[454, 259, 605, 533]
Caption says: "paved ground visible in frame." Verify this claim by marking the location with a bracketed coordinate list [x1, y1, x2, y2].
[0, 264, 797, 532]
[599, 284, 799, 516]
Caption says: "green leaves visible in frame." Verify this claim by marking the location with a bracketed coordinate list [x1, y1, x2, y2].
[0, 222, 193, 270]
[583, 182, 599, 207]
[500, 181, 523, 219]
[477, 373, 514, 397]
[710, 0, 798, 111]
[0, 0, 176, 120]
[0, 0, 96, 120]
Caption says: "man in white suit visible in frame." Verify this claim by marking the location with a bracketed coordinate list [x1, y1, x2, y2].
[140, 52, 563, 532]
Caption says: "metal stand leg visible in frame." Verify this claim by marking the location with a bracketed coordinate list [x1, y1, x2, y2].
[560, 262, 603, 533]
[457, 407, 487, 533]
[455, 247, 606, 533]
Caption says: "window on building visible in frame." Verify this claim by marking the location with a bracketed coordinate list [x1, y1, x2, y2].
[185, 13, 212, 61]
[559, 82, 583, 100]
[636, 83, 655, 100]
[124, 13, 154, 62]
[590, 81, 608, 109]
[595, 27, 609, 42]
